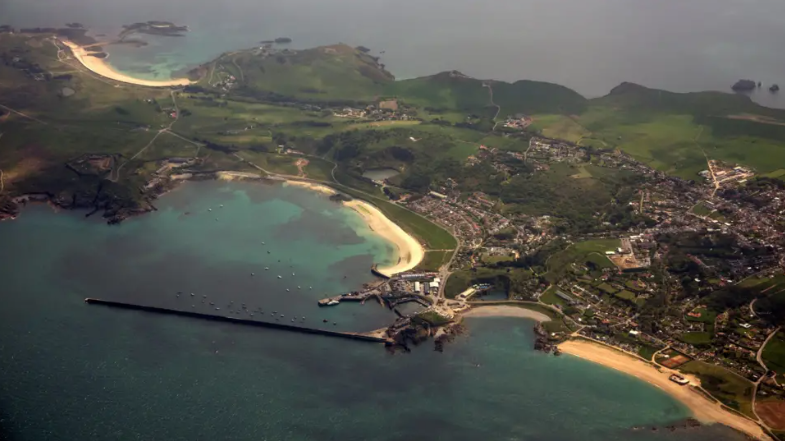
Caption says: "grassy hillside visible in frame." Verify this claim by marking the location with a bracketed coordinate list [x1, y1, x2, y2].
[387, 72, 587, 117]
[492, 80, 587, 116]
[530, 82, 785, 179]
[221, 44, 393, 102]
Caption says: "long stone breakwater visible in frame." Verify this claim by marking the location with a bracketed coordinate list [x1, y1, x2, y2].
[84, 298, 391, 344]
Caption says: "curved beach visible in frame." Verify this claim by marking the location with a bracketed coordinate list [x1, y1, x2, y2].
[61, 40, 193, 87]
[463, 305, 550, 322]
[342, 200, 424, 277]
[283, 180, 425, 275]
[559, 340, 770, 441]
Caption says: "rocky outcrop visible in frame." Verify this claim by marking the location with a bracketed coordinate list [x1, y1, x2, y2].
[0, 196, 20, 220]
[434, 323, 466, 352]
[731, 79, 757, 92]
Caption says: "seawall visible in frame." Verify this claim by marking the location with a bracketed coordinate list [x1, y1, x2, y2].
[84, 298, 389, 343]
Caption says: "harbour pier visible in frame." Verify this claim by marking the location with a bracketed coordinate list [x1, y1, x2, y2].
[84, 298, 391, 344]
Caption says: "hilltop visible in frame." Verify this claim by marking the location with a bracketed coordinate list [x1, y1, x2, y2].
[198, 43, 394, 103]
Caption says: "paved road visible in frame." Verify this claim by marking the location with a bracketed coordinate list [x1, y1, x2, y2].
[112, 90, 182, 182]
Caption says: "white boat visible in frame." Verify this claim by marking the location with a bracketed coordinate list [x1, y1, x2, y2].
[669, 374, 689, 385]
[326, 299, 340, 306]
[277, 275, 282, 279]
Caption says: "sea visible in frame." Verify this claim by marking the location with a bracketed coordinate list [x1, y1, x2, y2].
[0, 1, 776, 437]
[3, 0, 785, 107]
[0, 181, 751, 440]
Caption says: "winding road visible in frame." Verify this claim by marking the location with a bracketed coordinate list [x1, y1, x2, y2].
[483, 82, 502, 132]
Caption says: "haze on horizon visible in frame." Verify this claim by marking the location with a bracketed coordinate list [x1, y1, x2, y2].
[3, 0, 785, 106]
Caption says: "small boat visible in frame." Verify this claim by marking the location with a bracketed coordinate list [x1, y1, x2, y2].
[292, 272, 295, 276]
[326, 299, 340, 306]
[280, 314, 284, 317]
[277, 275, 282, 279]
[262, 242, 265, 245]
[190, 293, 195, 297]
[297, 286, 301, 289]
[267, 251, 271, 254]
[309, 287, 312, 290]
[215, 307, 221, 311]
[209, 302, 214, 305]
[251, 272, 255, 276]
[286, 289, 290, 292]
[208, 208, 212, 212]
[291, 318, 295, 322]
[669, 374, 689, 385]
[265, 267, 269, 270]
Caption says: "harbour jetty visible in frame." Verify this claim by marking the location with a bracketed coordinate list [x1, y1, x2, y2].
[84, 298, 390, 343]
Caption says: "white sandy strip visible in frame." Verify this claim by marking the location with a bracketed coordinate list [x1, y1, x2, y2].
[342, 200, 424, 276]
[284, 180, 337, 195]
[62, 40, 192, 87]
[462, 305, 550, 322]
[559, 340, 770, 441]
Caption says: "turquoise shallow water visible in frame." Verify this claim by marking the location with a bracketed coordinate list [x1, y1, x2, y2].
[0, 181, 750, 440]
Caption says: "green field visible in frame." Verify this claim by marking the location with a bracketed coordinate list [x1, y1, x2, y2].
[679, 360, 755, 417]
[680, 331, 713, 345]
[545, 238, 619, 283]
[540, 286, 572, 307]
[762, 331, 785, 376]
[415, 250, 453, 272]
[530, 114, 590, 143]
[614, 290, 636, 301]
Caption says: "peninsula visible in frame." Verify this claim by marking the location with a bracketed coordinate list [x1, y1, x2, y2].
[2, 26, 785, 441]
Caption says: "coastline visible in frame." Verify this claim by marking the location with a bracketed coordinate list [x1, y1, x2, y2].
[341, 199, 425, 276]
[283, 179, 425, 275]
[283, 180, 337, 195]
[61, 40, 193, 87]
[558, 340, 770, 441]
[462, 305, 550, 322]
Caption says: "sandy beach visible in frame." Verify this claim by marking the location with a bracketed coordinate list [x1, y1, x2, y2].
[559, 340, 770, 441]
[284, 180, 337, 195]
[61, 40, 193, 87]
[462, 305, 551, 322]
[342, 200, 424, 276]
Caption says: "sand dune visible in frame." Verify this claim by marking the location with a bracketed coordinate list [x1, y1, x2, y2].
[559, 340, 770, 441]
[62, 40, 192, 87]
[342, 200, 424, 276]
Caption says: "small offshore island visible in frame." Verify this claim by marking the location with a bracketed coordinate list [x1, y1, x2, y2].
[1, 23, 785, 441]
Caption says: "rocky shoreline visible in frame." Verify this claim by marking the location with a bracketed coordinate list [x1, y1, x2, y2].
[0, 170, 266, 225]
